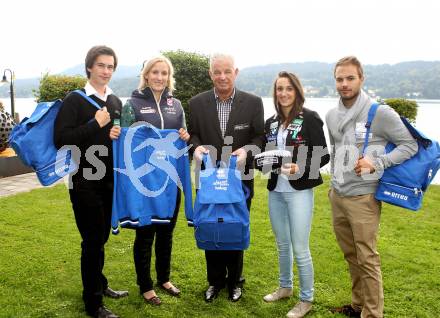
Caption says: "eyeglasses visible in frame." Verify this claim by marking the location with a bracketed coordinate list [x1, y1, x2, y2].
[95, 63, 115, 71]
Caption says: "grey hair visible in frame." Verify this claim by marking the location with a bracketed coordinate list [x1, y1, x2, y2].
[209, 53, 236, 71]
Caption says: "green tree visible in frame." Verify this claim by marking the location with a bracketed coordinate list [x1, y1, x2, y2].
[162, 50, 212, 128]
[34, 73, 87, 102]
[384, 98, 418, 122]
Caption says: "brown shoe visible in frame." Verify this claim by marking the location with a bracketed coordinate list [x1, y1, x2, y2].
[331, 304, 361, 317]
[144, 295, 161, 306]
[160, 283, 181, 297]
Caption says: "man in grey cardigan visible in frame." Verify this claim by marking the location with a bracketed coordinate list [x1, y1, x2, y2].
[326, 56, 417, 318]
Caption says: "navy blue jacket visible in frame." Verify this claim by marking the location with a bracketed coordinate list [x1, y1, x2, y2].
[121, 87, 185, 130]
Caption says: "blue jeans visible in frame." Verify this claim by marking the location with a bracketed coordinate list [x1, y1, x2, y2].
[268, 189, 314, 302]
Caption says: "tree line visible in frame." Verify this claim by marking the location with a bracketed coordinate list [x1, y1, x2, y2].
[30, 51, 417, 123]
[2, 58, 440, 100]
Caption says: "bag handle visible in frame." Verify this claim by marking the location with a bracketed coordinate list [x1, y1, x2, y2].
[73, 90, 102, 110]
[202, 153, 215, 170]
[242, 184, 250, 200]
[202, 154, 238, 170]
[228, 154, 238, 170]
[362, 103, 380, 156]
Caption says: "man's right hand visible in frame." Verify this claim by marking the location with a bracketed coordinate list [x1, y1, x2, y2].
[95, 106, 111, 127]
[194, 145, 209, 161]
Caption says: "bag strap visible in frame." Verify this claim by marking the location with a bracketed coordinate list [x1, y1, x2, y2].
[242, 184, 250, 200]
[202, 154, 238, 170]
[202, 153, 215, 170]
[73, 89, 102, 110]
[228, 155, 238, 170]
[362, 103, 380, 156]
[400, 116, 431, 149]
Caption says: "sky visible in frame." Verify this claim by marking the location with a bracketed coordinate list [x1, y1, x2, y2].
[1, 0, 439, 79]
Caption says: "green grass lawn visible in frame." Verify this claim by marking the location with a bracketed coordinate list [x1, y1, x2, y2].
[1, 175, 439, 318]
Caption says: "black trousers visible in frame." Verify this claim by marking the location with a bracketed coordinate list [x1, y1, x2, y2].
[133, 190, 180, 294]
[69, 180, 113, 314]
[205, 197, 251, 290]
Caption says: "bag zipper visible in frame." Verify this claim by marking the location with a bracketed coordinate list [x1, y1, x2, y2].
[380, 181, 422, 196]
[36, 155, 74, 174]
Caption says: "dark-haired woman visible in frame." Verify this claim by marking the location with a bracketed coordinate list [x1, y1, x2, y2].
[262, 72, 329, 318]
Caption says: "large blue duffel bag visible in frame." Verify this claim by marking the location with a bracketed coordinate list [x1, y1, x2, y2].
[9, 90, 100, 185]
[363, 103, 440, 211]
[193, 155, 250, 250]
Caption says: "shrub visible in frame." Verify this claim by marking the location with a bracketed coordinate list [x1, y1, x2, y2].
[162, 50, 212, 128]
[384, 98, 418, 122]
[34, 74, 87, 102]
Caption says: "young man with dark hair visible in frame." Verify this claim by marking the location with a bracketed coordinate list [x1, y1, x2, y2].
[54, 45, 126, 318]
[326, 56, 417, 318]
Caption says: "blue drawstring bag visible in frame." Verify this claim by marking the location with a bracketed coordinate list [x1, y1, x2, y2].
[9, 90, 100, 185]
[193, 155, 250, 250]
[363, 103, 440, 211]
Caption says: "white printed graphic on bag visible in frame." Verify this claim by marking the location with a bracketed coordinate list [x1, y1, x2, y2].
[213, 168, 229, 191]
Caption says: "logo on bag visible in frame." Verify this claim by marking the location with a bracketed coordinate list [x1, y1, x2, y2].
[48, 164, 70, 177]
[212, 168, 229, 190]
[383, 190, 408, 201]
[216, 168, 227, 179]
[213, 180, 229, 191]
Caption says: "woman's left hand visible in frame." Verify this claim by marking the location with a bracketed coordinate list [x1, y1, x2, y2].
[179, 128, 190, 142]
[280, 163, 299, 175]
[109, 125, 121, 140]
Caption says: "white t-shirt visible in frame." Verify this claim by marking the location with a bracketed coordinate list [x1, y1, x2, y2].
[274, 124, 294, 193]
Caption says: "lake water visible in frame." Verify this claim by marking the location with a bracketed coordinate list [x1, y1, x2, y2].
[2, 96, 439, 184]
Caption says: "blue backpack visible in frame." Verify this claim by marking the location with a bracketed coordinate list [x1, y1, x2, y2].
[9, 90, 101, 185]
[193, 155, 250, 250]
[363, 103, 440, 211]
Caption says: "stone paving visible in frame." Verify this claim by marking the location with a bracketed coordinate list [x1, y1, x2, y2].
[0, 172, 63, 197]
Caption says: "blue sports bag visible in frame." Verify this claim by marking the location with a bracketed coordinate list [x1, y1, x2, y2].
[9, 90, 101, 185]
[193, 155, 250, 250]
[363, 103, 440, 211]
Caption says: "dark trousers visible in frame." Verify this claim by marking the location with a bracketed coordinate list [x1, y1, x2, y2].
[133, 191, 180, 294]
[69, 180, 113, 314]
[205, 250, 243, 289]
[205, 197, 251, 290]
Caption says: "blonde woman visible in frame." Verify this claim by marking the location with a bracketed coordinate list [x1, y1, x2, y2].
[110, 56, 189, 305]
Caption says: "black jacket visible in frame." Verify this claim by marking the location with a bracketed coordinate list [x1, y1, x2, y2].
[264, 107, 329, 191]
[188, 89, 265, 196]
[54, 89, 122, 184]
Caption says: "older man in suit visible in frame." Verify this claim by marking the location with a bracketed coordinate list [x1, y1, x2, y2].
[189, 53, 264, 302]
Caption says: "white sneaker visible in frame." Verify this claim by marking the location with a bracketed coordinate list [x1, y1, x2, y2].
[263, 287, 292, 302]
[286, 301, 312, 318]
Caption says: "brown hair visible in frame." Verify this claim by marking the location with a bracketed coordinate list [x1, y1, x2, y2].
[273, 71, 305, 126]
[84, 45, 118, 79]
[334, 56, 364, 79]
